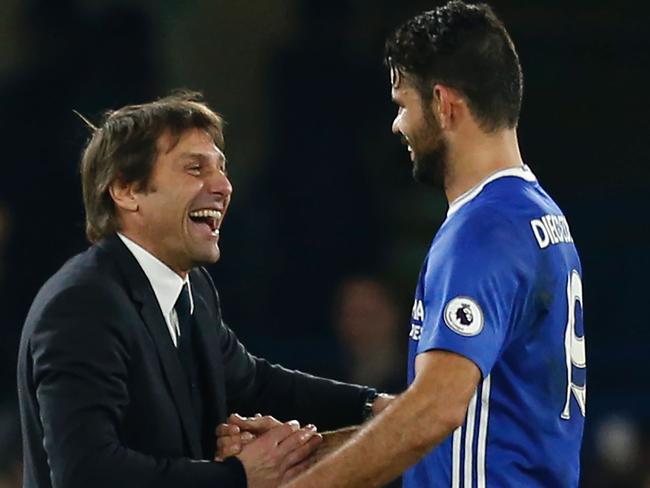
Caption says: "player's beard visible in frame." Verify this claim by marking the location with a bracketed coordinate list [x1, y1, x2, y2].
[412, 138, 448, 188]
[412, 109, 448, 189]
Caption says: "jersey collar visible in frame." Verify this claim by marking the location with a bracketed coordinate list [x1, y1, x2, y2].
[446, 164, 537, 218]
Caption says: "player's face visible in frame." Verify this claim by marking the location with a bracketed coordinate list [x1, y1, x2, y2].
[134, 128, 232, 274]
[391, 73, 448, 188]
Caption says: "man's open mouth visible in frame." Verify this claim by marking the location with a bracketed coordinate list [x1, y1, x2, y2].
[188, 209, 222, 233]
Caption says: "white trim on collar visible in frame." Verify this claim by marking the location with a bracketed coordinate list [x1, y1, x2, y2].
[117, 233, 194, 320]
[446, 164, 536, 218]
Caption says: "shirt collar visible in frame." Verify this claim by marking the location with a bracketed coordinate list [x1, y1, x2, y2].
[446, 164, 537, 218]
[117, 233, 194, 317]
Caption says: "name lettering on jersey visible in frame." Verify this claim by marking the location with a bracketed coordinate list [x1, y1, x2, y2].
[409, 299, 425, 341]
[530, 214, 574, 249]
[412, 299, 424, 321]
[409, 324, 422, 341]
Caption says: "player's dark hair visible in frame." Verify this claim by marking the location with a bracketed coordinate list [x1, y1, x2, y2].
[385, 1, 523, 131]
[79, 90, 224, 243]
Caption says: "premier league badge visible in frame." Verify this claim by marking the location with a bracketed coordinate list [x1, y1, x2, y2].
[443, 297, 484, 336]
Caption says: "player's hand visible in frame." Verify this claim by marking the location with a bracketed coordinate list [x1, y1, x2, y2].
[235, 421, 322, 488]
[215, 413, 284, 460]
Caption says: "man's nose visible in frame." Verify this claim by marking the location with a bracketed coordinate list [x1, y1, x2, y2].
[207, 170, 233, 199]
[391, 115, 400, 135]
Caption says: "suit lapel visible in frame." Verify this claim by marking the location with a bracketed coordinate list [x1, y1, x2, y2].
[98, 235, 202, 458]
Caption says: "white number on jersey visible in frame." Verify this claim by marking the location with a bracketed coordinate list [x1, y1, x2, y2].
[561, 270, 586, 420]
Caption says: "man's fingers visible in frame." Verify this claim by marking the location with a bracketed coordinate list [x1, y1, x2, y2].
[233, 415, 286, 435]
[214, 440, 242, 460]
[276, 425, 318, 458]
[217, 431, 255, 447]
[217, 434, 238, 450]
[282, 432, 322, 469]
[216, 423, 240, 436]
[258, 420, 300, 447]
[240, 431, 255, 443]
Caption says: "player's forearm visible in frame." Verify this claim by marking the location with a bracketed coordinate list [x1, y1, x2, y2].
[284, 384, 460, 488]
[283, 351, 480, 488]
[312, 426, 359, 462]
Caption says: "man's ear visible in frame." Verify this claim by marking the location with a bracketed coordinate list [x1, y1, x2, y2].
[109, 178, 139, 213]
[432, 84, 465, 130]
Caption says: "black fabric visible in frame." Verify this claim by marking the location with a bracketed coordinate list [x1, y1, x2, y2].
[17, 234, 371, 488]
[175, 284, 203, 433]
[175, 283, 193, 383]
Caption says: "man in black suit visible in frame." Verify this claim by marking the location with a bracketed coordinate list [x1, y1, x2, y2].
[17, 92, 386, 488]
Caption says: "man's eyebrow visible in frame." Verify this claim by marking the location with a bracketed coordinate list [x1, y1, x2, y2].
[179, 151, 226, 164]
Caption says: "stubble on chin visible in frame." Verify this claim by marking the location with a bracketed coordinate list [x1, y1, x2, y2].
[412, 141, 448, 189]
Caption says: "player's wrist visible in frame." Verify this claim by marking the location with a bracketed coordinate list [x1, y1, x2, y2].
[371, 393, 395, 416]
[361, 389, 378, 421]
[362, 390, 394, 421]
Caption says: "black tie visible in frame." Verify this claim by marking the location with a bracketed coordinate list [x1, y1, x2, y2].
[174, 284, 194, 384]
[174, 283, 205, 443]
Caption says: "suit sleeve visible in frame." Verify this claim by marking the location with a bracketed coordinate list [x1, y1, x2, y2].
[198, 270, 370, 430]
[219, 323, 369, 430]
[30, 282, 246, 488]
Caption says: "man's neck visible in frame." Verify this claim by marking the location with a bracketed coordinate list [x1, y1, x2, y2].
[118, 230, 189, 279]
[444, 128, 523, 204]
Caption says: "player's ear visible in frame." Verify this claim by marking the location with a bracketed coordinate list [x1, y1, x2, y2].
[433, 85, 464, 130]
[109, 177, 139, 213]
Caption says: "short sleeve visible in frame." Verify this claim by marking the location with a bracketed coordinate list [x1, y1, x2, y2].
[417, 210, 532, 377]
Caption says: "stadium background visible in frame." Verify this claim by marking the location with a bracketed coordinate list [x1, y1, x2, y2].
[0, 0, 647, 486]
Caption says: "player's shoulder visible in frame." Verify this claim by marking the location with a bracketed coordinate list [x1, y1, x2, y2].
[442, 170, 557, 256]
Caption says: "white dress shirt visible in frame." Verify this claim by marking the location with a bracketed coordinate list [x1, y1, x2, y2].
[118, 233, 194, 347]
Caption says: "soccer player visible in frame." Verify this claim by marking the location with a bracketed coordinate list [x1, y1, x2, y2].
[283, 2, 586, 487]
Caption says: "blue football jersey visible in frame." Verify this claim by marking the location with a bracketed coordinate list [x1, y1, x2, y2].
[405, 165, 585, 488]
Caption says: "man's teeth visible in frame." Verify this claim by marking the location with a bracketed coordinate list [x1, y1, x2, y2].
[189, 209, 222, 219]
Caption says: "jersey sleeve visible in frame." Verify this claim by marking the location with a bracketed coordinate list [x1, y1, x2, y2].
[417, 210, 533, 377]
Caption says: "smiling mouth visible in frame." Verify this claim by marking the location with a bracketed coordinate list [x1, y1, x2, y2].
[188, 209, 222, 233]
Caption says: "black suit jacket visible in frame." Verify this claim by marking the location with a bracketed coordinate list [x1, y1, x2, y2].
[17, 235, 370, 488]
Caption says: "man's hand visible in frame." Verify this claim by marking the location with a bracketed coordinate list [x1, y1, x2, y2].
[234, 420, 322, 488]
[215, 414, 284, 460]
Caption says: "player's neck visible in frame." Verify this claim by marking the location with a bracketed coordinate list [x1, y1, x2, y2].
[444, 128, 523, 204]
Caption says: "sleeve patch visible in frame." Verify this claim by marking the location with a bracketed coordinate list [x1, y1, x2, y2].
[443, 297, 484, 336]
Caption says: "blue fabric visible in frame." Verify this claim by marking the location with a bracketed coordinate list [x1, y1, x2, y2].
[405, 173, 585, 487]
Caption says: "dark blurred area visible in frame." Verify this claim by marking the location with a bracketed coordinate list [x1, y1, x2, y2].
[0, 0, 648, 485]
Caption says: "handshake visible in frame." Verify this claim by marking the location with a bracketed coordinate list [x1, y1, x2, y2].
[214, 413, 326, 488]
